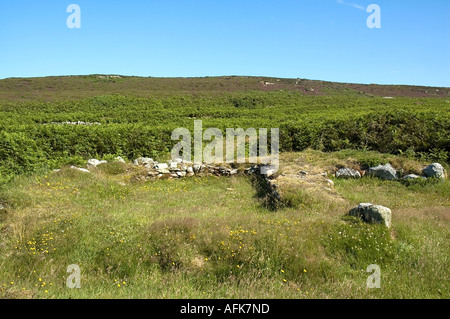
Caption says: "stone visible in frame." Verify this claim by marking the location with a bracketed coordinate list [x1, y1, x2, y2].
[134, 157, 154, 166]
[155, 163, 169, 170]
[0, 204, 5, 211]
[299, 171, 308, 176]
[326, 179, 334, 187]
[169, 161, 179, 170]
[186, 166, 194, 174]
[147, 170, 159, 177]
[335, 168, 361, 179]
[349, 203, 392, 228]
[70, 166, 91, 173]
[87, 159, 107, 168]
[423, 163, 445, 179]
[261, 165, 276, 177]
[368, 164, 397, 180]
[115, 156, 126, 163]
[193, 165, 203, 173]
[402, 174, 424, 180]
[229, 169, 238, 175]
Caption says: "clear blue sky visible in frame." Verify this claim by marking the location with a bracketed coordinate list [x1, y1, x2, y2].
[0, 0, 449, 86]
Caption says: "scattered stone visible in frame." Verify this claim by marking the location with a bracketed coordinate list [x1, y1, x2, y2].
[423, 163, 445, 179]
[134, 157, 155, 166]
[368, 164, 397, 180]
[261, 165, 277, 177]
[186, 167, 194, 174]
[326, 179, 334, 187]
[335, 168, 361, 179]
[147, 171, 159, 177]
[155, 163, 169, 170]
[0, 204, 5, 211]
[193, 165, 203, 173]
[70, 166, 91, 173]
[299, 171, 308, 176]
[349, 203, 392, 228]
[169, 161, 179, 170]
[115, 156, 126, 163]
[87, 159, 107, 168]
[402, 174, 424, 180]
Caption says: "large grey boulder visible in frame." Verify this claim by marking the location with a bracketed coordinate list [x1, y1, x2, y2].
[423, 163, 445, 179]
[349, 203, 392, 228]
[335, 168, 361, 179]
[368, 164, 397, 180]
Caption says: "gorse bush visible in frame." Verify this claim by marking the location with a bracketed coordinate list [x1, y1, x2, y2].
[0, 92, 449, 182]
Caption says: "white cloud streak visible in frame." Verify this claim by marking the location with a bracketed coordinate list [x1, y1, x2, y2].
[336, 0, 365, 11]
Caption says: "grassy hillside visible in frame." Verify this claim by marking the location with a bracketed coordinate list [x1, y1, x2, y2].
[1, 76, 449, 183]
[0, 150, 448, 299]
[0, 76, 449, 299]
[1, 75, 449, 102]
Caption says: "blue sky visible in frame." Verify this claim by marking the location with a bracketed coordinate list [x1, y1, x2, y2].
[0, 0, 449, 86]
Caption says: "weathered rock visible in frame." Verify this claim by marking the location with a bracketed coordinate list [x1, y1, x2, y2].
[134, 157, 154, 166]
[335, 168, 361, 179]
[261, 165, 277, 177]
[186, 166, 194, 174]
[115, 156, 126, 163]
[229, 169, 238, 175]
[193, 165, 203, 173]
[177, 171, 186, 177]
[423, 163, 445, 179]
[349, 203, 392, 228]
[87, 159, 107, 168]
[402, 174, 424, 180]
[155, 163, 169, 170]
[70, 166, 91, 173]
[368, 164, 397, 180]
[169, 161, 179, 170]
[147, 170, 159, 177]
[326, 179, 334, 187]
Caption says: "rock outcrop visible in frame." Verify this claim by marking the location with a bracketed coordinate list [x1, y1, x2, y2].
[367, 164, 397, 180]
[335, 168, 361, 179]
[423, 163, 446, 179]
[349, 203, 392, 228]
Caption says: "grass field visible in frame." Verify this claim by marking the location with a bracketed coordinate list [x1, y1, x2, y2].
[0, 150, 448, 299]
[0, 76, 449, 299]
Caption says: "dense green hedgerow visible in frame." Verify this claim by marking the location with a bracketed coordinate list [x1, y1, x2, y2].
[0, 92, 449, 182]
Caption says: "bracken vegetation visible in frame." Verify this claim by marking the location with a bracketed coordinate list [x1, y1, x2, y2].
[0, 76, 448, 299]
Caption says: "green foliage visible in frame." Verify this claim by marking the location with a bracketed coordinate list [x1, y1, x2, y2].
[1, 91, 449, 182]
